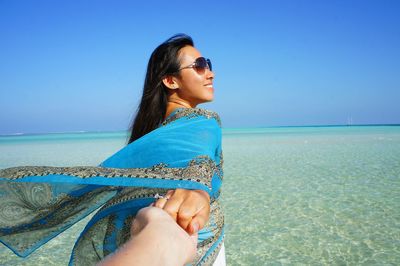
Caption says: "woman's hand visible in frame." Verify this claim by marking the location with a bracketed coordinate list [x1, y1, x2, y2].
[154, 189, 210, 235]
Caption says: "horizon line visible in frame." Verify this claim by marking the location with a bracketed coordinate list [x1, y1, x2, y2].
[1, 123, 400, 137]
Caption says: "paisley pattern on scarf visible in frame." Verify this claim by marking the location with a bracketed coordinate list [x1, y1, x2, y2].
[0, 182, 53, 227]
[0, 108, 224, 266]
[0, 155, 219, 187]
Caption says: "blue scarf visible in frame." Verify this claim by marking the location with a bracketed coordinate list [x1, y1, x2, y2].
[0, 108, 224, 265]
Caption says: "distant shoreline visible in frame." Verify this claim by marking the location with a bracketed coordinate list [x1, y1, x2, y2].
[1, 124, 400, 137]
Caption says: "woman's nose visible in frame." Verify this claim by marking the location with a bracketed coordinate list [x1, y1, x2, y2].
[206, 69, 215, 79]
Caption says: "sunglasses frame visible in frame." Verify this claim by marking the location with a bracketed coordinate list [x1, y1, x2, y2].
[178, 57, 212, 72]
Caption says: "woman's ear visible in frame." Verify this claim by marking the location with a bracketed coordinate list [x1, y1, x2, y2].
[162, 76, 179, 90]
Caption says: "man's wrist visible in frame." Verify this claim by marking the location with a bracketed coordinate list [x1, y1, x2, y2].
[136, 222, 187, 266]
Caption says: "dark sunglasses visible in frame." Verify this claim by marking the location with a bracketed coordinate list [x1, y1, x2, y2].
[178, 57, 212, 73]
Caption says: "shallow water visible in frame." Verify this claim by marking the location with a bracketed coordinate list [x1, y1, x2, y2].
[1, 126, 399, 265]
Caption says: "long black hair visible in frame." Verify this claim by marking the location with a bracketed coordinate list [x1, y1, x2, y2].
[127, 34, 194, 144]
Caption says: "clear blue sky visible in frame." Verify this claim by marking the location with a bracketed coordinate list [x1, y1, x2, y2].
[1, 0, 399, 134]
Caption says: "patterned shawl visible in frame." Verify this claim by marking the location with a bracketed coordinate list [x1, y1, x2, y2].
[0, 108, 224, 265]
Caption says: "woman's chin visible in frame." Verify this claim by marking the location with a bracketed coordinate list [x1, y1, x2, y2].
[201, 98, 214, 104]
[205, 93, 214, 102]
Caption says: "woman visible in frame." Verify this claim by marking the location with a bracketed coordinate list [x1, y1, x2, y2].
[0, 34, 225, 265]
[128, 34, 216, 236]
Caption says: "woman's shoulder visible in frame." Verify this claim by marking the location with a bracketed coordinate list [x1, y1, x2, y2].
[161, 107, 221, 127]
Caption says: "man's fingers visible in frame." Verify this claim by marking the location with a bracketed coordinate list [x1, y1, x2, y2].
[190, 232, 198, 245]
[130, 207, 152, 235]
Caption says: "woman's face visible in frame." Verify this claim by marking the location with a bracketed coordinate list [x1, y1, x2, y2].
[173, 46, 214, 107]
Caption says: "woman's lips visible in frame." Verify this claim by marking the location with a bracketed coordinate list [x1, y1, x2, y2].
[205, 84, 214, 92]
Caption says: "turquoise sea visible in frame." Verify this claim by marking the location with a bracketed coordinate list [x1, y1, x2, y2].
[0, 126, 399, 265]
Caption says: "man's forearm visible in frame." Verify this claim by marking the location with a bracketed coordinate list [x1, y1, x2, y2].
[98, 221, 188, 266]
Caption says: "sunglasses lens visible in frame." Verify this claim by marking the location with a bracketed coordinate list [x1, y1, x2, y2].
[194, 57, 212, 72]
[207, 58, 212, 71]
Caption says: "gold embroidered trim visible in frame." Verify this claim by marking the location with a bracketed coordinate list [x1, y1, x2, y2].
[216, 150, 224, 180]
[200, 234, 225, 266]
[161, 108, 221, 127]
[0, 155, 221, 189]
